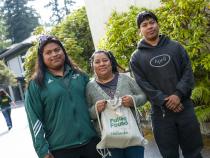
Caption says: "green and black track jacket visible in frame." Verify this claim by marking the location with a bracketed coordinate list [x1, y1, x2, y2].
[24, 66, 97, 158]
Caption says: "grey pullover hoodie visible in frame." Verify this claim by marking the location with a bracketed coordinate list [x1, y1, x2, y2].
[130, 35, 194, 115]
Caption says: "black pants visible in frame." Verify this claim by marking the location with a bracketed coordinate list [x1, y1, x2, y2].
[152, 104, 203, 158]
[51, 137, 101, 158]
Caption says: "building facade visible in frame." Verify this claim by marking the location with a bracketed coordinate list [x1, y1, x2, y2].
[0, 36, 35, 101]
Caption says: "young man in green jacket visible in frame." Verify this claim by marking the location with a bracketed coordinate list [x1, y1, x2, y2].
[25, 35, 100, 158]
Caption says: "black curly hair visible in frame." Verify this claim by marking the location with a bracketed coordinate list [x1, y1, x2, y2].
[89, 50, 119, 73]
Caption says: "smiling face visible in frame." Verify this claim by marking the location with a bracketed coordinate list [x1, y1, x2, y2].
[92, 52, 113, 79]
[139, 18, 159, 41]
[42, 42, 65, 71]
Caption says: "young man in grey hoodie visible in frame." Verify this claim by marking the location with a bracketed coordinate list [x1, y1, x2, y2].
[130, 11, 203, 158]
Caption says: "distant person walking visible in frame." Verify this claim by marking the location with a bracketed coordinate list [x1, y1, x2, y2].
[130, 11, 203, 158]
[0, 89, 13, 130]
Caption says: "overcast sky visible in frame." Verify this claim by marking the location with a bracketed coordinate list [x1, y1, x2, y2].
[28, 0, 85, 24]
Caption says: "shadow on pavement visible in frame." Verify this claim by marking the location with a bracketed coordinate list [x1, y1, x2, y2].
[0, 130, 9, 137]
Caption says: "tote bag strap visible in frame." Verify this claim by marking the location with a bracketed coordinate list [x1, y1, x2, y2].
[95, 102, 103, 133]
[129, 95, 144, 135]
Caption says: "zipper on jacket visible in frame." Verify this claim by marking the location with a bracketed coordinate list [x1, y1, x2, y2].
[160, 105, 166, 118]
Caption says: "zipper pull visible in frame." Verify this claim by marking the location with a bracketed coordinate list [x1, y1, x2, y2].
[160, 105, 166, 118]
[162, 112, 165, 118]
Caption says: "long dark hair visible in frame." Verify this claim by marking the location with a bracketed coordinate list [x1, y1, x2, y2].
[33, 35, 79, 87]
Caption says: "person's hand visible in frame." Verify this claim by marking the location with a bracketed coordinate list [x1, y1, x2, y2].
[164, 95, 180, 110]
[121, 95, 134, 107]
[44, 153, 54, 158]
[11, 101, 16, 106]
[172, 103, 184, 113]
[96, 100, 107, 113]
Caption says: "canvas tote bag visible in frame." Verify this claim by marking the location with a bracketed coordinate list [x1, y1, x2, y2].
[95, 95, 147, 150]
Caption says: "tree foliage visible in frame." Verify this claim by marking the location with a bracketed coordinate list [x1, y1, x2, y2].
[51, 7, 94, 72]
[0, 10, 11, 51]
[23, 27, 41, 82]
[45, 0, 62, 24]
[156, 0, 210, 80]
[63, 0, 75, 15]
[192, 81, 210, 122]
[2, 0, 39, 43]
[98, 6, 144, 68]
[24, 7, 94, 82]
[45, 0, 75, 24]
[0, 60, 17, 87]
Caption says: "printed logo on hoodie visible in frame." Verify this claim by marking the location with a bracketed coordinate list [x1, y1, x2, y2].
[72, 74, 80, 79]
[150, 54, 171, 67]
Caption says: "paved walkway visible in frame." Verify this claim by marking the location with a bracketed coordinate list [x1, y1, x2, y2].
[0, 102, 209, 158]
[143, 125, 210, 158]
[0, 103, 37, 158]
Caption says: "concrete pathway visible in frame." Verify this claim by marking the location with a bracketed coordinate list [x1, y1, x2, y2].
[0, 102, 209, 158]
